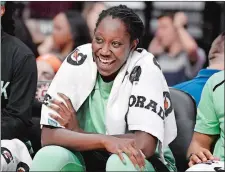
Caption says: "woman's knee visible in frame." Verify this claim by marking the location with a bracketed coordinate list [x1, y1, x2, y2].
[106, 153, 137, 171]
[31, 145, 84, 171]
[106, 153, 155, 171]
[34, 145, 68, 160]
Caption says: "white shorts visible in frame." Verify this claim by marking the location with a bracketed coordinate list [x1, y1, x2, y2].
[186, 160, 224, 171]
[1, 139, 32, 172]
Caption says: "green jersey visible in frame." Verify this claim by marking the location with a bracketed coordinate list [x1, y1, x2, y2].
[77, 73, 176, 171]
[195, 71, 224, 160]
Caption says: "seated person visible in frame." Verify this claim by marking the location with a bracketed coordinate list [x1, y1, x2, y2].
[31, 5, 177, 172]
[174, 32, 224, 105]
[36, 53, 62, 81]
[187, 71, 224, 171]
[38, 10, 91, 61]
[1, 1, 37, 171]
[148, 12, 206, 86]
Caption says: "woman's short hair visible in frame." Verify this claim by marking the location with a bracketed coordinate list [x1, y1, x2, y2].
[95, 5, 144, 46]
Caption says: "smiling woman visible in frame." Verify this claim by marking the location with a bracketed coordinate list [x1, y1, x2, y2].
[31, 5, 177, 172]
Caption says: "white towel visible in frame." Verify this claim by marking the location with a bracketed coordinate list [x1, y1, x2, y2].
[40, 43, 177, 163]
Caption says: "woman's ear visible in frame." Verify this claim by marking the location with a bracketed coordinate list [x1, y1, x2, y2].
[131, 39, 139, 51]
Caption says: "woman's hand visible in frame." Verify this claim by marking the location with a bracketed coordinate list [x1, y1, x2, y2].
[102, 136, 146, 171]
[47, 93, 80, 131]
[188, 148, 220, 167]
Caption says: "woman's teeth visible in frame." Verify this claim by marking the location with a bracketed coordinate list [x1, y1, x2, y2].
[98, 57, 114, 64]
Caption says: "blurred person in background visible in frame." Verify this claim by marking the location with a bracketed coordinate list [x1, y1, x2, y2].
[38, 10, 91, 61]
[148, 12, 206, 86]
[36, 54, 62, 81]
[1, 1, 37, 171]
[174, 32, 224, 105]
[82, 2, 107, 38]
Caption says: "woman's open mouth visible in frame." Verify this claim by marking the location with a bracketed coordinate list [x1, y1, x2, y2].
[97, 56, 116, 66]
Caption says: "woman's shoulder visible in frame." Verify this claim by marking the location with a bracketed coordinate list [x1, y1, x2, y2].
[132, 48, 161, 71]
[75, 43, 92, 51]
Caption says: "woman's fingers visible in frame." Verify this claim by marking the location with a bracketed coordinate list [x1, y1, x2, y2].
[116, 149, 126, 165]
[188, 160, 194, 167]
[190, 154, 202, 164]
[47, 102, 68, 119]
[50, 98, 70, 115]
[128, 145, 145, 169]
[203, 149, 215, 161]
[49, 113, 65, 126]
[57, 93, 75, 112]
[196, 152, 208, 162]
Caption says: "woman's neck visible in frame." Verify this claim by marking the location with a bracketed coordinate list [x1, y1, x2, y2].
[100, 72, 118, 83]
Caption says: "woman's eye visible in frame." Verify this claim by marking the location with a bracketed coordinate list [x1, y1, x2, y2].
[112, 42, 121, 48]
[95, 37, 103, 44]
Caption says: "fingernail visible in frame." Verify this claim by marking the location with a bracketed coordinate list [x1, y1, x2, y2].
[141, 166, 145, 171]
[122, 159, 126, 165]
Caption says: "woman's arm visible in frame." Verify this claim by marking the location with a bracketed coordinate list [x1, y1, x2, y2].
[76, 130, 157, 159]
[187, 132, 219, 167]
[41, 126, 105, 151]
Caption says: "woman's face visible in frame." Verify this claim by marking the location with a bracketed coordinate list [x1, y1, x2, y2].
[92, 16, 136, 77]
[52, 13, 72, 49]
[37, 60, 55, 81]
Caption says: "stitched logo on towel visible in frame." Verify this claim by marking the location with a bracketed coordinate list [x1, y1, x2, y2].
[43, 93, 52, 106]
[163, 92, 172, 117]
[1, 147, 13, 164]
[67, 49, 87, 65]
[129, 66, 142, 84]
[16, 162, 29, 172]
[129, 95, 165, 120]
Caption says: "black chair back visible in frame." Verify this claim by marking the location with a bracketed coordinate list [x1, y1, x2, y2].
[169, 88, 197, 172]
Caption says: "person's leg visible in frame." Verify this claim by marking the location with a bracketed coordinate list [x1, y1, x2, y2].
[106, 153, 155, 171]
[30, 145, 85, 171]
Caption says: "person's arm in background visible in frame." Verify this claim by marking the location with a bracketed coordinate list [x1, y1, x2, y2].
[1, 54, 37, 140]
[37, 35, 54, 55]
[148, 36, 164, 56]
[187, 79, 220, 167]
[173, 12, 199, 63]
[187, 132, 219, 166]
